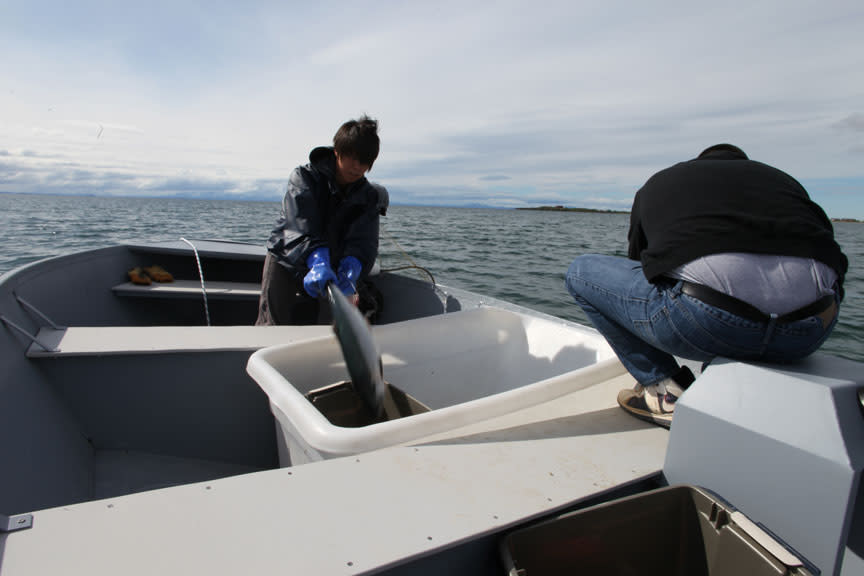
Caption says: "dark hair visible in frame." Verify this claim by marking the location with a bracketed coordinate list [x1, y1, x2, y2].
[333, 115, 380, 167]
[698, 143, 748, 159]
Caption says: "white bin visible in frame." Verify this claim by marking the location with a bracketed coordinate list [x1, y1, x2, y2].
[246, 307, 621, 466]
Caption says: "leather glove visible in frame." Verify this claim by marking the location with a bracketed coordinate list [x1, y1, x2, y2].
[336, 256, 362, 296]
[303, 247, 337, 298]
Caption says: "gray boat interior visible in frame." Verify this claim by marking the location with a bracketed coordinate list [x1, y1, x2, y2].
[2, 240, 863, 575]
[0, 241, 459, 516]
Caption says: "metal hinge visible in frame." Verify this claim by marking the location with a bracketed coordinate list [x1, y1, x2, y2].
[1, 512, 33, 533]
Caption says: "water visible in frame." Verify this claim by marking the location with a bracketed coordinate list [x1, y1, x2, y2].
[2, 192, 862, 363]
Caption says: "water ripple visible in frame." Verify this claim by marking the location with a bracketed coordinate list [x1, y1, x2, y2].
[1, 194, 861, 363]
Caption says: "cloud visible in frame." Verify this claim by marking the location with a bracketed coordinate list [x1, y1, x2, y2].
[0, 151, 284, 200]
[1, 1, 863, 218]
[835, 114, 864, 133]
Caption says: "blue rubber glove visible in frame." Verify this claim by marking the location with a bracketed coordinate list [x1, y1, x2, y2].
[336, 256, 362, 296]
[303, 248, 337, 298]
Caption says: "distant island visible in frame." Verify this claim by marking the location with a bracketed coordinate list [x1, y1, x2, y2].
[518, 207, 861, 221]
[517, 205, 629, 214]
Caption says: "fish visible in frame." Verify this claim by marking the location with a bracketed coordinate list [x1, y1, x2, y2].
[327, 283, 386, 419]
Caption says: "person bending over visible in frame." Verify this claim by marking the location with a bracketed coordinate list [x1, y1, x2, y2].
[565, 144, 848, 428]
[257, 115, 388, 326]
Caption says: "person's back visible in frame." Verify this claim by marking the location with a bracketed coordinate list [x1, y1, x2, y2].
[628, 144, 846, 288]
[565, 143, 848, 428]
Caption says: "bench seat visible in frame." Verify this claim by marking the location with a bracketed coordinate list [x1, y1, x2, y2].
[112, 280, 262, 300]
[27, 325, 333, 357]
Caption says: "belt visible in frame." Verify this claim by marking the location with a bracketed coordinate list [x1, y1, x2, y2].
[679, 281, 836, 324]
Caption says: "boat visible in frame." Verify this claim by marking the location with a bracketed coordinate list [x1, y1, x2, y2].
[0, 238, 861, 575]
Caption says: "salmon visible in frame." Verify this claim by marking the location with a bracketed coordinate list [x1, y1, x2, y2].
[327, 284, 386, 418]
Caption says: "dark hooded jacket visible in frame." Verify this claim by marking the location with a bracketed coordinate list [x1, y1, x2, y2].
[267, 146, 388, 279]
[627, 147, 848, 298]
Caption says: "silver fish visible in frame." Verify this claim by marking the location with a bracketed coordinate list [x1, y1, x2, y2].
[327, 284, 386, 418]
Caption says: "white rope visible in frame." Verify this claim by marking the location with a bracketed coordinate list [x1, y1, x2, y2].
[180, 238, 211, 327]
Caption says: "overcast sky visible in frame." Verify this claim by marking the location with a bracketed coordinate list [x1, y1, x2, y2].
[2, 1, 863, 218]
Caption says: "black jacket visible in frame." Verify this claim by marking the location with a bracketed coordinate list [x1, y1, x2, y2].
[267, 147, 388, 279]
[628, 148, 848, 297]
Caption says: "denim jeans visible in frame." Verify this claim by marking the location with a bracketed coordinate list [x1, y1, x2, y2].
[564, 255, 839, 386]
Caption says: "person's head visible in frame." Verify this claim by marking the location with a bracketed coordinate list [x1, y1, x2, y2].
[698, 143, 748, 160]
[333, 115, 379, 185]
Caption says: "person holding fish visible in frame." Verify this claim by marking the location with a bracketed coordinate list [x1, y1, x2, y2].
[256, 115, 388, 326]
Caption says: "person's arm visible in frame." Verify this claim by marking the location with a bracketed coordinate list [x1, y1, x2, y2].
[267, 166, 327, 269]
[627, 190, 646, 261]
[339, 185, 384, 276]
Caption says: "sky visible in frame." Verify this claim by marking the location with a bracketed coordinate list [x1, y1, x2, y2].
[2, 1, 864, 218]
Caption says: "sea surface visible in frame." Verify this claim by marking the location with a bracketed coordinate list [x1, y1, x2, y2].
[2, 192, 862, 363]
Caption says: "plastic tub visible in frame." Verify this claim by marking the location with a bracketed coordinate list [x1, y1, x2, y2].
[246, 307, 620, 465]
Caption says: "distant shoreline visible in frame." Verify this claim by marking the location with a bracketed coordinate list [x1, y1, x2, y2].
[1, 192, 859, 221]
[516, 205, 629, 214]
[516, 205, 861, 222]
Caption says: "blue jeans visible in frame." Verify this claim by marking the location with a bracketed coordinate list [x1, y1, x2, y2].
[564, 255, 839, 386]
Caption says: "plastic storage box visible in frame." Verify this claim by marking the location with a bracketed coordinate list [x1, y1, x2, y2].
[246, 307, 621, 465]
[500, 485, 814, 575]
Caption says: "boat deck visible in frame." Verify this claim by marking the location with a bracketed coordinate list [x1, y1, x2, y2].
[0, 371, 669, 575]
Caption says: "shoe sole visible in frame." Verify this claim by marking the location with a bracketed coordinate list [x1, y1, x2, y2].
[617, 397, 673, 429]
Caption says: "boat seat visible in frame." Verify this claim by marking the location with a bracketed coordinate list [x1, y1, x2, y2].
[26, 325, 333, 357]
[112, 280, 261, 300]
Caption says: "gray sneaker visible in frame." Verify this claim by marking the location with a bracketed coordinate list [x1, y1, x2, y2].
[617, 367, 695, 428]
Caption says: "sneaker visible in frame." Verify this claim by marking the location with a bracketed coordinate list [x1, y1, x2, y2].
[617, 366, 695, 429]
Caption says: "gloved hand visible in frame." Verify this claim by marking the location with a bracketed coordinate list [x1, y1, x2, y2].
[336, 256, 362, 296]
[303, 248, 337, 298]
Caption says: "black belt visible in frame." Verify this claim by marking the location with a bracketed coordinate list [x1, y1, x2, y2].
[679, 281, 835, 324]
